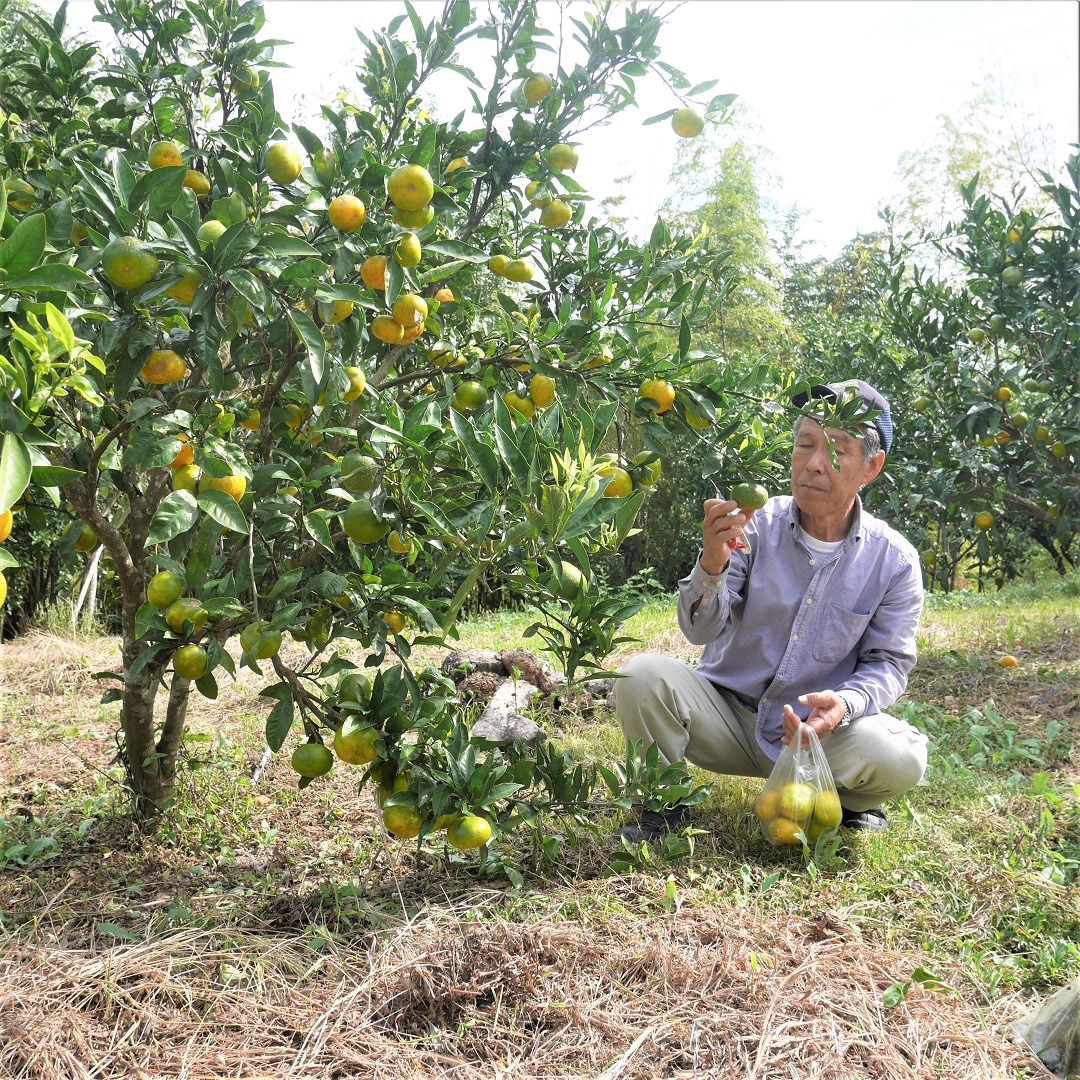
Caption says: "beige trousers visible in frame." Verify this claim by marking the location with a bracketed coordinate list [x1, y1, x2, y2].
[615, 654, 928, 813]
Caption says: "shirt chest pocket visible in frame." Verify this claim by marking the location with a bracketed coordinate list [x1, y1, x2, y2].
[811, 602, 873, 663]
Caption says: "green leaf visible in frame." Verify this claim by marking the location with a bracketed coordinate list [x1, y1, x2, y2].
[304, 511, 335, 551]
[0, 214, 46, 278]
[45, 304, 76, 354]
[0, 548, 19, 570]
[423, 239, 490, 262]
[448, 409, 501, 494]
[265, 695, 295, 752]
[31, 464, 84, 487]
[258, 233, 321, 257]
[95, 921, 139, 943]
[0, 432, 32, 514]
[147, 490, 199, 545]
[2, 265, 92, 292]
[197, 489, 248, 534]
[287, 307, 326, 402]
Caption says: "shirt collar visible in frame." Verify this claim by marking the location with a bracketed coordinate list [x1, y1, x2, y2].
[786, 493, 866, 542]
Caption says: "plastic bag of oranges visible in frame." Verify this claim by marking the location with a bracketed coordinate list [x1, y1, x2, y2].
[755, 724, 842, 847]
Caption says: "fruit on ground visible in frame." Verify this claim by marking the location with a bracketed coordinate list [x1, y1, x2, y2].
[140, 349, 187, 385]
[387, 163, 434, 211]
[148, 139, 183, 169]
[360, 255, 388, 290]
[239, 622, 283, 659]
[165, 266, 203, 305]
[639, 378, 675, 414]
[342, 366, 367, 402]
[200, 472, 247, 501]
[381, 610, 407, 634]
[554, 560, 586, 602]
[394, 232, 422, 267]
[146, 570, 184, 610]
[101, 236, 159, 289]
[328, 194, 366, 232]
[73, 524, 98, 552]
[383, 804, 423, 838]
[522, 72, 553, 105]
[528, 374, 556, 408]
[974, 511, 995, 531]
[671, 107, 705, 137]
[173, 643, 209, 681]
[391, 293, 428, 327]
[264, 141, 303, 184]
[333, 719, 379, 765]
[999, 655, 1019, 668]
[539, 199, 572, 229]
[342, 499, 388, 544]
[291, 742, 334, 778]
[731, 482, 769, 511]
[182, 169, 210, 196]
[547, 143, 578, 172]
[447, 814, 493, 849]
[165, 597, 208, 634]
[778, 782, 816, 822]
[0, 508, 12, 543]
[196, 218, 227, 246]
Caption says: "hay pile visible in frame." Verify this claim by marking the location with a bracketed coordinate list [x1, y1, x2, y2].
[0, 905, 1039, 1079]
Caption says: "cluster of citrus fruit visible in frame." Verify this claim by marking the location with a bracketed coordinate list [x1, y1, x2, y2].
[145, 570, 210, 681]
[502, 372, 556, 420]
[756, 781, 843, 846]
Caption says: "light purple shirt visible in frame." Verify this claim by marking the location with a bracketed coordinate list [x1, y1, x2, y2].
[677, 495, 923, 761]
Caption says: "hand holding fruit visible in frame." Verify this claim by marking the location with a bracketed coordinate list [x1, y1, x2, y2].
[781, 691, 846, 746]
[700, 497, 760, 574]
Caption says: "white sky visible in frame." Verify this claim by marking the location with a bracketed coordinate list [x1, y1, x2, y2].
[43, 0, 1080, 258]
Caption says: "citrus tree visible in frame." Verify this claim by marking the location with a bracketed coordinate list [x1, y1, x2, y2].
[0, 0, 750, 849]
[879, 155, 1079, 587]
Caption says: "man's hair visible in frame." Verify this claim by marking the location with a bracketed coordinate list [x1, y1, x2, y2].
[794, 415, 882, 463]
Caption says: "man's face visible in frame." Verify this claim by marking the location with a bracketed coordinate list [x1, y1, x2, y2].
[790, 420, 884, 529]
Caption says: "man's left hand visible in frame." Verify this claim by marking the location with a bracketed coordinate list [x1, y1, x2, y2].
[781, 691, 845, 746]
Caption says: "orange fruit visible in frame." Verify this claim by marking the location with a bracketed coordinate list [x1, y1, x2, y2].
[199, 472, 247, 501]
[539, 200, 572, 229]
[504, 258, 535, 283]
[182, 169, 211, 196]
[328, 194, 366, 232]
[284, 403, 310, 430]
[444, 156, 468, 176]
[754, 789, 780, 821]
[522, 73, 553, 105]
[731, 482, 769, 511]
[196, 218, 227, 246]
[0, 508, 12, 543]
[371, 314, 405, 344]
[165, 266, 202, 305]
[101, 236, 159, 289]
[342, 366, 367, 402]
[0, 570, 6, 609]
[671, 107, 705, 138]
[169, 433, 194, 467]
[994, 385, 1013, 402]
[173, 643, 209, 681]
[999, 655, 1018, 668]
[165, 597, 208, 634]
[264, 141, 303, 185]
[333, 719, 379, 765]
[341, 499, 388, 544]
[525, 180, 552, 208]
[146, 570, 184, 609]
[360, 255, 388, 290]
[383, 803, 423, 838]
[554, 560, 586, 602]
[172, 464, 199, 492]
[392, 204, 435, 229]
[391, 292, 429, 328]
[528, 373, 556, 408]
[381, 610, 407, 634]
[394, 232, 422, 268]
[547, 143, 578, 172]
[487, 253, 510, 275]
[148, 140, 183, 169]
[639, 378, 675, 414]
[974, 511, 995, 531]
[446, 814, 493, 849]
[291, 742, 334, 778]
[767, 816, 806, 845]
[312, 147, 337, 186]
[387, 163, 434, 212]
[387, 529, 414, 554]
[323, 299, 354, 325]
[72, 524, 99, 552]
[434, 287, 454, 303]
[451, 380, 488, 414]
[504, 390, 536, 419]
[813, 790, 843, 829]
[778, 782, 816, 822]
[599, 464, 632, 498]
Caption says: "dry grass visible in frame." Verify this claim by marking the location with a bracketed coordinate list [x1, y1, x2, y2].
[0, 909, 1040, 1080]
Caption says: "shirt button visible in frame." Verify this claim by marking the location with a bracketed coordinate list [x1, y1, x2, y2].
[805, 597, 813, 605]
[792, 634, 799, 642]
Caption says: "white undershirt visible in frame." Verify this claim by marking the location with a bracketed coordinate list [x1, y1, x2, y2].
[799, 531, 844, 557]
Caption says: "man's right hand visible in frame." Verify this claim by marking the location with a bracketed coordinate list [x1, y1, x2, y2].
[701, 498, 754, 575]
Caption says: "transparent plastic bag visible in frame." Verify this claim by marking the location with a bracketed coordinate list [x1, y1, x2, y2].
[1010, 976, 1080, 1078]
[755, 723, 841, 846]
